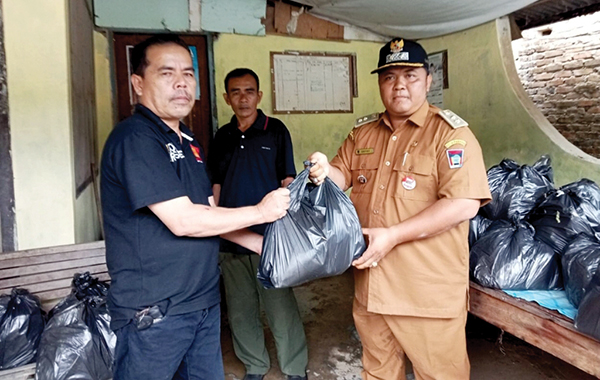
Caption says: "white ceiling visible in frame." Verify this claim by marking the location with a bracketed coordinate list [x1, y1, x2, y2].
[295, 0, 539, 39]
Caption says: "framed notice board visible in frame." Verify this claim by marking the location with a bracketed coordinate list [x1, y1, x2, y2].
[270, 51, 354, 114]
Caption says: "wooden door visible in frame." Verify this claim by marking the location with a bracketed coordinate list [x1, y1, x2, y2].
[113, 33, 213, 154]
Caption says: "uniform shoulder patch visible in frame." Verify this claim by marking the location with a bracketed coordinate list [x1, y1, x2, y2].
[355, 113, 379, 128]
[438, 109, 468, 129]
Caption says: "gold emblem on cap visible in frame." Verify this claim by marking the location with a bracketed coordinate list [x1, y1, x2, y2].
[390, 39, 404, 53]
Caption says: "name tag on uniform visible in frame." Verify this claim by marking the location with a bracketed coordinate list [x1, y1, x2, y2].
[356, 148, 374, 155]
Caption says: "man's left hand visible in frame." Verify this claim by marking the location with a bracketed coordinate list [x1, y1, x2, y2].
[352, 227, 397, 270]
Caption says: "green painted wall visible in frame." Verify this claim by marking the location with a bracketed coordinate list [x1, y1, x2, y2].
[202, 0, 266, 35]
[213, 34, 383, 170]
[420, 18, 600, 186]
[94, 0, 189, 31]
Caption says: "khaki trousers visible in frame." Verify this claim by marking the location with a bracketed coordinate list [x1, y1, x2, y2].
[220, 252, 308, 376]
[353, 298, 470, 380]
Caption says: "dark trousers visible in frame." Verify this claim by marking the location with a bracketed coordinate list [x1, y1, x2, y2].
[113, 303, 224, 380]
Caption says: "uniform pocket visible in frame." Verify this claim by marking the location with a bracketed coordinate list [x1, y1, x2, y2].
[350, 158, 379, 194]
[392, 154, 436, 201]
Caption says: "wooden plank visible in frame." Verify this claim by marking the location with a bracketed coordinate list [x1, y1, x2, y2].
[273, 1, 291, 35]
[0, 256, 106, 278]
[295, 9, 343, 40]
[469, 281, 600, 378]
[0, 248, 105, 269]
[0, 268, 108, 295]
[1, 271, 111, 310]
[0, 264, 108, 290]
[0, 363, 36, 380]
[0, 241, 104, 260]
[271, 1, 343, 40]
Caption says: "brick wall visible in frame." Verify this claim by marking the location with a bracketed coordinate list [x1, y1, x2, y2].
[512, 12, 600, 158]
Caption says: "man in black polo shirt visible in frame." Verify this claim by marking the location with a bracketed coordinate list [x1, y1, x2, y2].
[100, 36, 290, 380]
[207, 68, 308, 380]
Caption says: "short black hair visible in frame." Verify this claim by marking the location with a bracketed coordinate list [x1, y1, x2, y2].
[224, 68, 260, 93]
[130, 35, 190, 76]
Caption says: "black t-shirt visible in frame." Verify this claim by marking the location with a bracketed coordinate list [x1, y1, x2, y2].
[100, 104, 220, 330]
[207, 109, 296, 253]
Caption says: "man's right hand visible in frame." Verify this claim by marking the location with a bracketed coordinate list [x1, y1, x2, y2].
[257, 187, 290, 222]
[307, 152, 330, 186]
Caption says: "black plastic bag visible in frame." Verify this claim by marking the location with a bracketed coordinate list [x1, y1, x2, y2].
[529, 179, 600, 255]
[575, 266, 600, 341]
[0, 288, 45, 369]
[470, 219, 561, 290]
[258, 167, 366, 288]
[562, 235, 600, 307]
[469, 214, 493, 248]
[481, 156, 554, 222]
[36, 272, 115, 380]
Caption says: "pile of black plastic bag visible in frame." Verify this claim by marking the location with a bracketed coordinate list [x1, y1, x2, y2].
[36, 272, 115, 380]
[0, 272, 115, 379]
[469, 155, 600, 341]
[0, 288, 45, 369]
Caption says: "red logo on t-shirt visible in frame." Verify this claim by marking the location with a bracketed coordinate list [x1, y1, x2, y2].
[191, 145, 203, 163]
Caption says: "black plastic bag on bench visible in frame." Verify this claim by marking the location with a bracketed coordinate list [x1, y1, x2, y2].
[575, 266, 600, 341]
[470, 219, 561, 290]
[0, 288, 45, 369]
[562, 235, 600, 308]
[481, 156, 554, 222]
[258, 167, 366, 288]
[36, 272, 116, 380]
[469, 214, 493, 248]
[529, 179, 600, 255]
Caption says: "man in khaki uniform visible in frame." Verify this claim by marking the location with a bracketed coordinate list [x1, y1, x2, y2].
[308, 38, 491, 380]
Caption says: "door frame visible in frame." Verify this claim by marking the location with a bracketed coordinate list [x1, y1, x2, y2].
[0, 26, 16, 253]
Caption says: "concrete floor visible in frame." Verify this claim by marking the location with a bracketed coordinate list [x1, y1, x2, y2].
[221, 270, 597, 380]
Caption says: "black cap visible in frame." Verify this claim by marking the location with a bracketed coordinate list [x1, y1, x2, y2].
[371, 38, 429, 74]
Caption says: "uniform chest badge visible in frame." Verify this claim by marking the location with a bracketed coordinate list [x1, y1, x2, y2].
[402, 176, 416, 190]
[356, 148, 374, 155]
[446, 149, 464, 169]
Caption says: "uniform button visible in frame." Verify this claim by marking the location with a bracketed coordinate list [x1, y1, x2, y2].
[385, 161, 391, 166]
[241, 145, 245, 149]
[379, 185, 385, 190]
[241, 135, 245, 139]
[408, 166, 413, 171]
[392, 136, 397, 141]
[373, 209, 379, 214]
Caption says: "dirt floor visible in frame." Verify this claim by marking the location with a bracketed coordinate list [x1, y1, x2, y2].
[221, 270, 597, 380]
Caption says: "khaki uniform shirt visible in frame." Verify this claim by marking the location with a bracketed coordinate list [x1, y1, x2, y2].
[331, 101, 492, 318]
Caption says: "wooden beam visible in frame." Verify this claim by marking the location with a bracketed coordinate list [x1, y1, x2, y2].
[269, 1, 343, 41]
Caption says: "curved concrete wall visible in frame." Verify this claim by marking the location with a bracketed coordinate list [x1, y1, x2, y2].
[420, 17, 600, 186]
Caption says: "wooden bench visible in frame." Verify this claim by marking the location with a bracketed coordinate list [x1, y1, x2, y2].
[469, 281, 600, 378]
[0, 240, 107, 379]
[2, 242, 599, 378]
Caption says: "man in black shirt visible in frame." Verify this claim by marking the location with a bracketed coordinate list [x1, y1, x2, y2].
[207, 68, 308, 380]
[101, 36, 289, 380]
